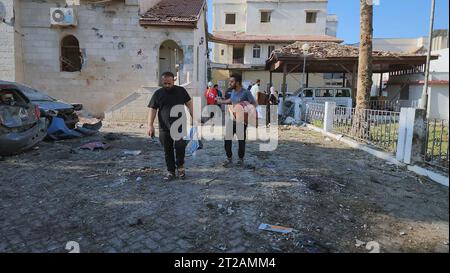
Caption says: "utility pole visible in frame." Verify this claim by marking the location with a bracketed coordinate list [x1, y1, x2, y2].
[420, 0, 436, 112]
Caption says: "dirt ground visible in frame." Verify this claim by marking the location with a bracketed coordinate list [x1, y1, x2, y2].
[0, 123, 448, 253]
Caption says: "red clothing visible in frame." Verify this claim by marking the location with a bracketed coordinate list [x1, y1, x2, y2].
[205, 87, 218, 105]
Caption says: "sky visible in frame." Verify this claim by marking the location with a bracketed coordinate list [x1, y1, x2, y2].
[206, 0, 449, 44]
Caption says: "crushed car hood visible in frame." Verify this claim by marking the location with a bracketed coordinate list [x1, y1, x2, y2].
[32, 101, 74, 111]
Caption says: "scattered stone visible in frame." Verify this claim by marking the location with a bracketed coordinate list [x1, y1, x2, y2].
[227, 207, 235, 215]
[399, 231, 407, 236]
[136, 177, 143, 182]
[355, 239, 366, 248]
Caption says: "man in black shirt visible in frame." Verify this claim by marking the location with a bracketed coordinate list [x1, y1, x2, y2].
[147, 72, 194, 181]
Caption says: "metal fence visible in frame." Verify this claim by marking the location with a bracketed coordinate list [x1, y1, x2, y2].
[333, 107, 401, 153]
[304, 103, 325, 128]
[369, 99, 420, 112]
[424, 119, 449, 171]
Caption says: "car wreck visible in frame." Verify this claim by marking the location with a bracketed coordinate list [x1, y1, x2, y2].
[0, 81, 82, 129]
[0, 86, 48, 156]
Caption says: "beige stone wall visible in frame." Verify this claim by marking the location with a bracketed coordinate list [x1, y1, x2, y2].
[0, 0, 16, 81]
[14, 0, 205, 117]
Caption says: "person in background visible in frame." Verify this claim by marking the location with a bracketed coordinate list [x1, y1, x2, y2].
[250, 79, 261, 102]
[214, 84, 223, 99]
[205, 82, 218, 106]
[269, 85, 278, 105]
[250, 79, 262, 118]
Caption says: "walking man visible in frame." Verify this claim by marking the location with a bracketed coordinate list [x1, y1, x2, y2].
[147, 72, 194, 181]
[217, 74, 257, 167]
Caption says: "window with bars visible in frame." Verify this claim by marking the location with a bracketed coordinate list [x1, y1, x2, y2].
[253, 45, 261, 58]
[260, 11, 271, 23]
[225, 13, 236, 25]
[61, 35, 82, 72]
[306, 11, 317, 23]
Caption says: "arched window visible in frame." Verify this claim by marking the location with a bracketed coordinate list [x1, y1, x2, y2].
[61, 35, 82, 72]
[253, 45, 261, 59]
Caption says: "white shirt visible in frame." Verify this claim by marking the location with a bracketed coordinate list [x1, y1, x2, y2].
[270, 86, 275, 95]
[250, 84, 260, 101]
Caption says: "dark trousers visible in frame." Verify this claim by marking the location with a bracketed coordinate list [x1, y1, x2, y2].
[159, 130, 186, 173]
[224, 121, 247, 159]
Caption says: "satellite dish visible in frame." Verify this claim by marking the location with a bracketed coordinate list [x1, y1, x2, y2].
[0, 2, 7, 22]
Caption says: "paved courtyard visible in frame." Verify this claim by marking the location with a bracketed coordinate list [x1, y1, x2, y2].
[0, 124, 448, 253]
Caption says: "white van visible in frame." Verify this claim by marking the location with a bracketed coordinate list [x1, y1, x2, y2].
[279, 87, 353, 121]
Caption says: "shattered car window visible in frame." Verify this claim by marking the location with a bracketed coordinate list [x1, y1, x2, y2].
[15, 84, 55, 102]
[0, 89, 36, 128]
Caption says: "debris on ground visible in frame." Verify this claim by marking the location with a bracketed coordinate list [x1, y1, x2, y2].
[122, 150, 142, 156]
[355, 239, 366, 248]
[104, 133, 122, 141]
[258, 223, 294, 234]
[47, 117, 101, 141]
[79, 141, 110, 151]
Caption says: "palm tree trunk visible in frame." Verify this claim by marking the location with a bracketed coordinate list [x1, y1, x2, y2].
[353, 0, 374, 139]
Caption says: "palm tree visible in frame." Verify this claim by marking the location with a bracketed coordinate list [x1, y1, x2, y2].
[353, 0, 374, 138]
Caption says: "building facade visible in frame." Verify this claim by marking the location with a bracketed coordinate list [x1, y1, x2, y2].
[0, 0, 208, 121]
[210, 0, 341, 93]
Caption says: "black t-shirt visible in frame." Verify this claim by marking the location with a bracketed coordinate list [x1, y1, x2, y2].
[148, 86, 191, 131]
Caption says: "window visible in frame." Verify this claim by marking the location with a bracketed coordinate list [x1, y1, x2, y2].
[306, 11, 317, 23]
[315, 89, 335, 97]
[302, 89, 314, 97]
[61, 35, 82, 72]
[335, 89, 351, 98]
[225, 13, 236, 25]
[268, 45, 275, 58]
[232, 46, 244, 64]
[400, 85, 410, 100]
[323, 73, 344, 79]
[253, 45, 261, 58]
[260, 11, 271, 23]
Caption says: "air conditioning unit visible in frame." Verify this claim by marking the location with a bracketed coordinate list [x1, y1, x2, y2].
[50, 8, 77, 26]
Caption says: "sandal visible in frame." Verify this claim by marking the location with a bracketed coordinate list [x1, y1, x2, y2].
[178, 166, 186, 180]
[163, 172, 175, 181]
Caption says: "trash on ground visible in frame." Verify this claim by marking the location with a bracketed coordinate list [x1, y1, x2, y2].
[355, 239, 366, 247]
[123, 150, 142, 156]
[258, 223, 293, 234]
[47, 117, 101, 141]
[79, 141, 110, 151]
[136, 177, 143, 182]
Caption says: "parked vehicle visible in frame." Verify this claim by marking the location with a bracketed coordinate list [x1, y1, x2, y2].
[0, 86, 48, 156]
[0, 81, 82, 129]
[279, 87, 353, 121]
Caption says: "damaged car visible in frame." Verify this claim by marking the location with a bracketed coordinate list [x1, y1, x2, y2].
[0, 81, 82, 129]
[0, 85, 48, 156]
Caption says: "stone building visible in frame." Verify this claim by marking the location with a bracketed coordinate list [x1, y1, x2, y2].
[0, 0, 208, 122]
[209, 0, 342, 93]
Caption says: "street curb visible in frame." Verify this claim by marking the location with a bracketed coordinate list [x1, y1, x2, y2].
[304, 124, 449, 187]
